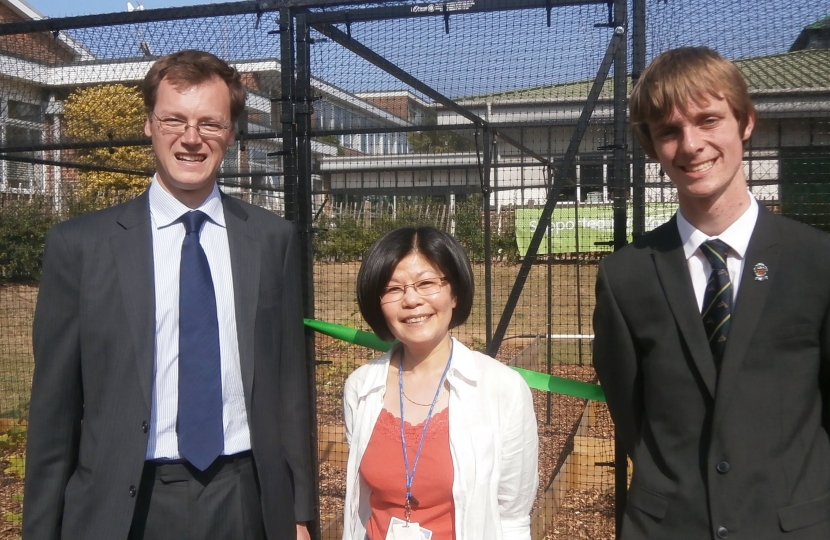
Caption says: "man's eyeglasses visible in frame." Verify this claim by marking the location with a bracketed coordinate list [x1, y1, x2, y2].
[151, 112, 231, 138]
[380, 277, 448, 304]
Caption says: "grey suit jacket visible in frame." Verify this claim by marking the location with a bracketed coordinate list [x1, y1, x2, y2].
[23, 189, 314, 539]
[593, 206, 830, 539]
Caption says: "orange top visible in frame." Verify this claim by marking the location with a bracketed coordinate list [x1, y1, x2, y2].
[360, 407, 455, 540]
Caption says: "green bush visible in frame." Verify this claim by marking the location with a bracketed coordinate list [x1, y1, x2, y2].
[313, 196, 519, 263]
[493, 217, 520, 263]
[314, 201, 449, 261]
[314, 215, 375, 261]
[454, 196, 485, 261]
[62, 188, 142, 218]
[0, 198, 56, 283]
[454, 195, 519, 263]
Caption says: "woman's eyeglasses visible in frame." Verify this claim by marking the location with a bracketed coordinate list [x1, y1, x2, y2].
[380, 277, 447, 303]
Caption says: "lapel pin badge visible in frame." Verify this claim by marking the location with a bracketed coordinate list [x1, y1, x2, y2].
[753, 263, 769, 281]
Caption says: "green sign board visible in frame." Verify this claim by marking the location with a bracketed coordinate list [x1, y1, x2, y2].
[515, 203, 679, 255]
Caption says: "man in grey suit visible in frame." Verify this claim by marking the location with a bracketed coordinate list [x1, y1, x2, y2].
[24, 50, 314, 540]
[593, 47, 830, 539]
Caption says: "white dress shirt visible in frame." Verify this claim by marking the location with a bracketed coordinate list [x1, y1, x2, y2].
[677, 196, 759, 311]
[145, 178, 251, 460]
[342, 338, 539, 540]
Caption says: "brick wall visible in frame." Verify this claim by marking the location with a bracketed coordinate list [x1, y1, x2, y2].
[360, 95, 409, 121]
[0, 4, 78, 64]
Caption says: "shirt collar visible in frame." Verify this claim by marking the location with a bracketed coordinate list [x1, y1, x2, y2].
[445, 338, 481, 387]
[355, 337, 481, 399]
[677, 194, 758, 260]
[356, 350, 394, 399]
[148, 175, 225, 229]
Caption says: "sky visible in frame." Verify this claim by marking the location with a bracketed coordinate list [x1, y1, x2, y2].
[19, 0, 829, 98]
[28, 0, 206, 18]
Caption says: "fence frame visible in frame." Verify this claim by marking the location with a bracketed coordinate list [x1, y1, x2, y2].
[0, 1, 662, 537]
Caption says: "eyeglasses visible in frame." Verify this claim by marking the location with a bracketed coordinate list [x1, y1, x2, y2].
[151, 112, 231, 138]
[380, 277, 448, 304]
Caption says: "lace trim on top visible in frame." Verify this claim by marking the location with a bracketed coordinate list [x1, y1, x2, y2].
[374, 407, 449, 442]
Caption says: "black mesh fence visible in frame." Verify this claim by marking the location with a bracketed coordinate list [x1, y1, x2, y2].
[0, 0, 828, 538]
[304, 3, 619, 537]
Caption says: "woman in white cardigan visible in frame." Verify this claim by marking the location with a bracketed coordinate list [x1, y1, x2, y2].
[342, 226, 538, 540]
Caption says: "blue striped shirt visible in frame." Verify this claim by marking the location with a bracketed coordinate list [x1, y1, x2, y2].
[146, 178, 251, 460]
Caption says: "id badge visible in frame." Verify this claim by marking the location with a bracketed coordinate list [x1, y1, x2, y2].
[387, 517, 433, 540]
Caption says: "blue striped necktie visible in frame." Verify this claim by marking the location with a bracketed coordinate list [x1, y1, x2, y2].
[701, 239, 733, 367]
[177, 210, 223, 471]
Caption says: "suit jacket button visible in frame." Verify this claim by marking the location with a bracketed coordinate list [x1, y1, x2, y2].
[129, 485, 137, 497]
[142, 421, 149, 433]
[717, 526, 729, 538]
[716, 461, 730, 473]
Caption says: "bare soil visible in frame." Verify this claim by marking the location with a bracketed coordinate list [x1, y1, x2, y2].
[0, 257, 612, 539]
[545, 487, 615, 540]
[0, 359, 614, 540]
[545, 402, 616, 540]
[0, 446, 23, 540]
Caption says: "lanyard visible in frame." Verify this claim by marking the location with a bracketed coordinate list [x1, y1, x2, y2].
[398, 339, 453, 524]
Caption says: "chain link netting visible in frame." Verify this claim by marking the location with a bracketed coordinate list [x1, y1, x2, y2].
[0, 0, 828, 538]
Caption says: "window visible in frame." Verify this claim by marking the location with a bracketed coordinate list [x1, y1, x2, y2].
[557, 163, 577, 201]
[4, 125, 42, 190]
[8, 100, 43, 123]
[580, 163, 604, 202]
[2, 98, 45, 193]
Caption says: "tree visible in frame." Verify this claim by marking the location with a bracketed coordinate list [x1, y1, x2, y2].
[63, 84, 153, 204]
[408, 124, 476, 154]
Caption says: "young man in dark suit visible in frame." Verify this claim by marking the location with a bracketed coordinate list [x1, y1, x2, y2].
[593, 46, 830, 539]
[24, 50, 314, 540]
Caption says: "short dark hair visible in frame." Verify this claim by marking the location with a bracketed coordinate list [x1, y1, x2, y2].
[141, 49, 246, 123]
[356, 226, 474, 342]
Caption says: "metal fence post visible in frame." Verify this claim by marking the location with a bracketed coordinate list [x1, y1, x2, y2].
[483, 129, 494, 348]
[293, 12, 322, 540]
[612, 1, 630, 537]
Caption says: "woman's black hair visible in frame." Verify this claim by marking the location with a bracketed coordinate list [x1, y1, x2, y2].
[356, 226, 474, 342]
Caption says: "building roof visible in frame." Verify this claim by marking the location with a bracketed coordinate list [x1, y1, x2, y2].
[459, 48, 830, 106]
[0, 0, 95, 61]
[355, 90, 432, 109]
[3, 0, 45, 20]
[740, 49, 830, 91]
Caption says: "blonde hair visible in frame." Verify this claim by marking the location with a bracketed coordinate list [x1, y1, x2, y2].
[630, 47, 755, 157]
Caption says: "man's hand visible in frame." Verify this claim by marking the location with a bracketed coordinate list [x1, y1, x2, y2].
[297, 522, 311, 540]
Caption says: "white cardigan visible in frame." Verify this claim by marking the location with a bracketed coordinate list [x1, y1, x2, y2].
[342, 338, 539, 540]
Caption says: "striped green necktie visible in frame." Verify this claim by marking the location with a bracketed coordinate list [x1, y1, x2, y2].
[701, 239, 733, 366]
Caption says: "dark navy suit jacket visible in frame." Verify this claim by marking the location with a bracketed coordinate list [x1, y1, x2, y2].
[594, 206, 830, 539]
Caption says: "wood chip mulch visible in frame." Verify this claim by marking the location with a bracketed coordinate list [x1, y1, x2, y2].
[0, 341, 617, 540]
[318, 460, 346, 524]
[0, 446, 23, 540]
[315, 341, 618, 538]
[545, 386, 616, 539]
[545, 487, 615, 540]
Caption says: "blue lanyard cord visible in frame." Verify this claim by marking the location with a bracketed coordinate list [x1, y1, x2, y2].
[398, 339, 454, 514]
